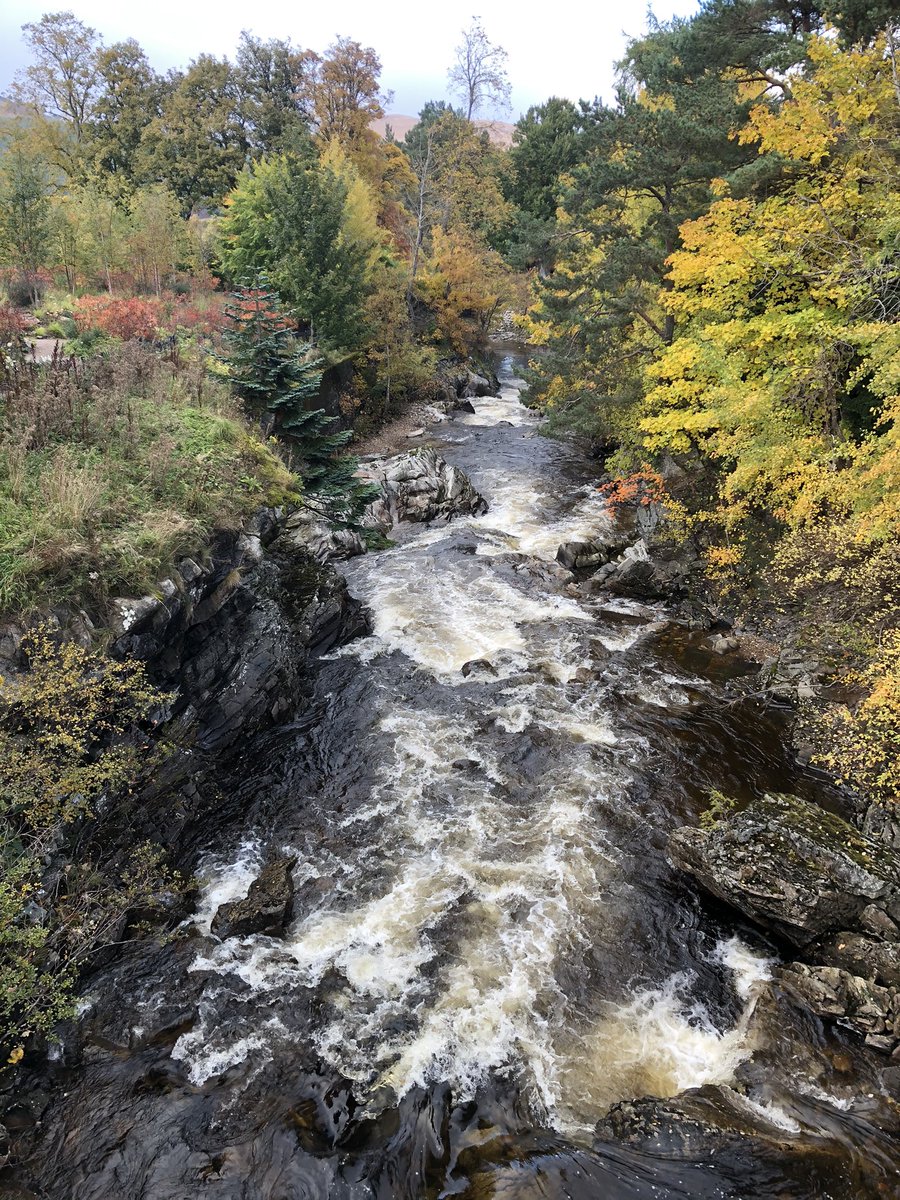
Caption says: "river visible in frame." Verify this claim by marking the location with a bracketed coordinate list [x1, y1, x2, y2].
[13, 351, 900, 1198]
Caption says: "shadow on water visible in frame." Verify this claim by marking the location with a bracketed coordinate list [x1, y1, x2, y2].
[5, 350, 899, 1198]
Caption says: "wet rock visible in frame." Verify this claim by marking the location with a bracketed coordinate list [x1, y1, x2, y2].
[594, 1085, 796, 1159]
[461, 659, 497, 678]
[452, 399, 476, 415]
[777, 963, 900, 1052]
[358, 448, 487, 525]
[211, 857, 296, 940]
[108, 524, 368, 756]
[283, 506, 367, 561]
[455, 369, 496, 398]
[812, 932, 900, 989]
[555, 538, 628, 572]
[583, 539, 694, 602]
[669, 792, 900, 949]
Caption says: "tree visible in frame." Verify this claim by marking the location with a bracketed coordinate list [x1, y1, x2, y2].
[418, 225, 512, 353]
[0, 146, 52, 302]
[87, 39, 164, 187]
[13, 10, 100, 139]
[524, 20, 759, 443]
[236, 31, 317, 155]
[218, 153, 370, 354]
[501, 97, 585, 269]
[127, 184, 185, 294]
[53, 182, 129, 291]
[138, 56, 248, 212]
[447, 17, 511, 120]
[310, 37, 391, 146]
[220, 282, 378, 524]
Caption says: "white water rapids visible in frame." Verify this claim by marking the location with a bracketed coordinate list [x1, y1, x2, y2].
[171, 362, 772, 1139]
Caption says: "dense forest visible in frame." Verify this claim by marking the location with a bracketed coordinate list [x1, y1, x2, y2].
[1, 0, 900, 1133]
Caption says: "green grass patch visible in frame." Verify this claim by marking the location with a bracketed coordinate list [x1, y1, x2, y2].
[0, 345, 299, 615]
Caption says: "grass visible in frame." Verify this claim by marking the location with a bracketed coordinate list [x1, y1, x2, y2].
[0, 342, 299, 616]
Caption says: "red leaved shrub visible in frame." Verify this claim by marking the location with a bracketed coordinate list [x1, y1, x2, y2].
[73, 295, 163, 341]
[0, 303, 30, 344]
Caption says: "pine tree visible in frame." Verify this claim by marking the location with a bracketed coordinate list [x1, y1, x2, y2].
[220, 282, 378, 526]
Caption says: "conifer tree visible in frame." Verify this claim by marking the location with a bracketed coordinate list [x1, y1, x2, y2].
[220, 282, 378, 526]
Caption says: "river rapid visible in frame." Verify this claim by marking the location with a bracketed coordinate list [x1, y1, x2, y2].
[14, 352, 900, 1198]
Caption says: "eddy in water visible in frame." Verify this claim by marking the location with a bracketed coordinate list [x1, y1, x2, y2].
[10, 353, 900, 1199]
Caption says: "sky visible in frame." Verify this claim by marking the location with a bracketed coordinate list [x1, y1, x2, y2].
[0, 0, 701, 120]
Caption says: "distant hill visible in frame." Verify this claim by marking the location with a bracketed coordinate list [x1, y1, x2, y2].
[371, 113, 516, 148]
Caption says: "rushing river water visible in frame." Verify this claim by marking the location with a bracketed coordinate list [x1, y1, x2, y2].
[13, 352, 900, 1198]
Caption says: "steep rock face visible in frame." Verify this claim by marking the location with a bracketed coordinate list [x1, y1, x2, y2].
[107, 513, 368, 754]
[669, 793, 900, 949]
[669, 792, 900, 1053]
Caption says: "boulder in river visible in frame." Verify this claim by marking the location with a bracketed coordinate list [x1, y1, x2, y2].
[211, 857, 296, 940]
[555, 538, 629, 572]
[669, 792, 900, 949]
[358, 447, 488, 525]
[581, 538, 695, 602]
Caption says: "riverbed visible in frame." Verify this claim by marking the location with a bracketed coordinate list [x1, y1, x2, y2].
[12, 352, 900, 1198]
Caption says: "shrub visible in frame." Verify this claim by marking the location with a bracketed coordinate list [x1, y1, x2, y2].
[7, 274, 46, 308]
[0, 304, 29, 348]
[73, 295, 162, 342]
[0, 342, 298, 613]
[815, 630, 900, 808]
[0, 627, 180, 1053]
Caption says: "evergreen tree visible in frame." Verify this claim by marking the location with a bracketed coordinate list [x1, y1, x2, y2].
[220, 282, 378, 525]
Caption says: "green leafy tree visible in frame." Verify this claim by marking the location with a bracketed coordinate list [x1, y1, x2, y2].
[87, 39, 164, 188]
[138, 55, 248, 212]
[502, 96, 584, 268]
[526, 21, 759, 443]
[236, 31, 317, 156]
[127, 184, 185, 293]
[218, 153, 369, 354]
[0, 145, 52, 302]
[12, 10, 101, 175]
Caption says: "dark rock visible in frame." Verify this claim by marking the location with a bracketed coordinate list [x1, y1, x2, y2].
[595, 1085, 797, 1159]
[453, 399, 476, 414]
[777, 962, 900, 1051]
[811, 931, 900, 988]
[583, 539, 694, 602]
[556, 538, 629, 572]
[669, 792, 900, 948]
[461, 659, 497, 678]
[211, 857, 296, 940]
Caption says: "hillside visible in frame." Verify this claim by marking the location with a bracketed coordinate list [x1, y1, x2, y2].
[371, 112, 516, 147]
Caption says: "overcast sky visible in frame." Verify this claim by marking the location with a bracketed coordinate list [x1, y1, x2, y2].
[1, 1, 701, 119]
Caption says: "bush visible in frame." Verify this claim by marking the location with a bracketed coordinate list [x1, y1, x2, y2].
[6, 274, 46, 308]
[73, 295, 162, 342]
[0, 627, 181, 1054]
[0, 304, 29, 348]
[0, 343, 298, 613]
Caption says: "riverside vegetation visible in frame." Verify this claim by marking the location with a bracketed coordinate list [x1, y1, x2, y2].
[0, 1, 900, 1190]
